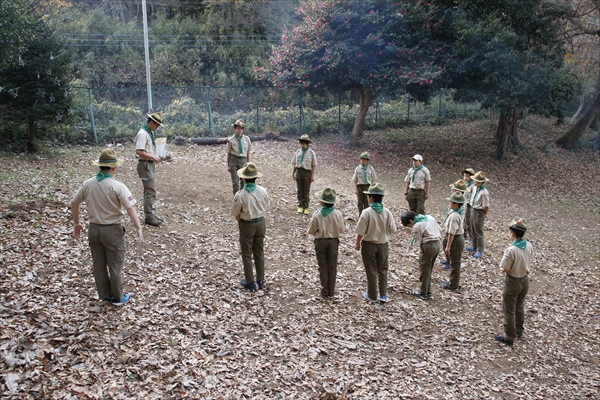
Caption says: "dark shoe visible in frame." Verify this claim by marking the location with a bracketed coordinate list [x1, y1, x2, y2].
[413, 289, 432, 300]
[442, 282, 459, 291]
[257, 281, 265, 290]
[156, 216, 165, 223]
[516, 332, 524, 339]
[440, 259, 450, 266]
[494, 334, 513, 346]
[112, 294, 131, 306]
[240, 278, 257, 291]
[145, 216, 163, 226]
[443, 263, 451, 270]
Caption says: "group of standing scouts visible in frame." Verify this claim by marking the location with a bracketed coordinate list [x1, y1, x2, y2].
[71, 114, 533, 347]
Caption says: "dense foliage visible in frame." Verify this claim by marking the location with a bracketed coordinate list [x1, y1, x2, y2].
[0, 0, 36, 67]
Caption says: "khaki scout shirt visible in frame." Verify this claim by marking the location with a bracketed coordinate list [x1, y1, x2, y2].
[135, 127, 155, 156]
[464, 182, 474, 203]
[470, 186, 490, 210]
[404, 166, 431, 190]
[230, 185, 269, 221]
[292, 147, 317, 170]
[72, 177, 136, 225]
[351, 164, 378, 185]
[444, 210, 464, 236]
[225, 134, 252, 158]
[499, 241, 533, 278]
[412, 215, 442, 245]
[356, 207, 397, 244]
[307, 209, 345, 239]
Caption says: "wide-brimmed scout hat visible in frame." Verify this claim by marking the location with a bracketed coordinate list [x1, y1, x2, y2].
[412, 154, 423, 161]
[462, 168, 475, 176]
[147, 112, 163, 126]
[446, 192, 466, 204]
[298, 134, 312, 143]
[364, 182, 385, 196]
[360, 151, 371, 160]
[93, 148, 124, 168]
[449, 179, 468, 192]
[510, 218, 527, 232]
[237, 162, 262, 179]
[472, 171, 489, 182]
[315, 187, 340, 204]
[232, 119, 245, 128]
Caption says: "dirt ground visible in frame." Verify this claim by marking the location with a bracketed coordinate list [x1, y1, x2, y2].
[1, 117, 599, 398]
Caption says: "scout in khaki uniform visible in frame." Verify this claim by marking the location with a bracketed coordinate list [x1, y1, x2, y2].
[495, 218, 533, 346]
[230, 163, 269, 291]
[467, 171, 490, 259]
[355, 183, 397, 303]
[292, 134, 317, 214]
[351, 151, 378, 217]
[307, 188, 345, 298]
[225, 119, 252, 195]
[401, 210, 442, 301]
[71, 149, 143, 306]
[441, 192, 466, 290]
[462, 168, 475, 241]
[440, 179, 467, 270]
[404, 154, 431, 215]
[135, 112, 164, 227]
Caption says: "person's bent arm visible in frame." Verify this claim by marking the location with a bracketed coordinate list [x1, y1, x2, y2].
[136, 149, 161, 163]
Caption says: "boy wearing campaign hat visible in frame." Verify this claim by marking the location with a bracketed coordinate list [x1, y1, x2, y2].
[440, 179, 467, 270]
[307, 188, 345, 298]
[355, 183, 397, 303]
[351, 151, 378, 217]
[467, 171, 490, 259]
[71, 149, 143, 306]
[401, 210, 442, 301]
[135, 111, 165, 227]
[494, 218, 533, 346]
[226, 119, 252, 195]
[441, 192, 466, 290]
[462, 168, 476, 241]
[404, 154, 431, 215]
[292, 134, 317, 215]
[231, 162, 269, 291]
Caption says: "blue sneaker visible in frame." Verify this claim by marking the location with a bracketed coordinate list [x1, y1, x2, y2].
[440, 259, 450, 266]
[112, 294, 131, 306]
[443, 263, 451, 270]
[363, 291, 377, 302]
[473, 251, 483, 259]
[465, 246, 475, 251]
[241, 279, 257, 291]
[257, 281, 265, 290]
[379, 295, 388, 303]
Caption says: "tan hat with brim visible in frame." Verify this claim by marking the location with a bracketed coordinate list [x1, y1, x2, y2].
[472, 171, 489, 182]
[298, 134, 312, 143]
[364, 182, 385, 196]
[510, 218, 527, 232]
[449, 179, 467, 192]
[315, 187, 340, 204]
[147, 112, 163, 126]
[462, 168, 475, 176]
[93, 148, 124, 168]
[446, 192, 466, 204]
[237, 162, 262, 179]
[360, 151, 371, 160]
[232, 119, 245, 128]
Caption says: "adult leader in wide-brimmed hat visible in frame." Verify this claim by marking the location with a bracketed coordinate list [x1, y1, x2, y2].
[227, 119, 252, 195]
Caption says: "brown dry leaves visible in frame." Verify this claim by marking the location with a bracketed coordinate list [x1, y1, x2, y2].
[0, 117, 599, 398]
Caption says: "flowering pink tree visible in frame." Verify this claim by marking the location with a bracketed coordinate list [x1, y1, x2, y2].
[256, 0, 446, 144]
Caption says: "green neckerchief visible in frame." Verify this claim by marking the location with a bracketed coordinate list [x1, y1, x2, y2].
[414, 214, 428, 223]
[466, 180, 474, 187]
[142, 124, 156, 147]
[300, 146, 309, 165]
[244, 183, 256, 193]
[362, 163, 370, 183]
[235, 133, 244, 154]
[320, 206, 335, 217]
[411, 164, 424, 182]
[473, 184, 486, 204]
[511, 239, 527, 251]
[369, 202, 384, 214]
[96, 171, 113, 182]
[442, 207, 464, 228]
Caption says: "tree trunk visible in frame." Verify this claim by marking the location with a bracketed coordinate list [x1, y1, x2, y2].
[569, 94, 585, 125]
[27, 117, 36, 153]
[349, 84, 375, 146]
[489, 108, 496, 125]
[557, 72, 600, 149]
[495, 107, 518, 159]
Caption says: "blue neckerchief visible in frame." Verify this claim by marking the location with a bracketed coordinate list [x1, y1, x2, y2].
[369, 202, 384, 214]
[235, 134, 244, 155]
[511, 239, 527, 251]
[300, 146, 309, 165]
[414, 214, 428, 223]
[362, 163, 369, 183]
[142, 124, 156, 147]
[411, 164, 424, 182]
[244, 183, 256, 193]
[96, 171, 113, 182]
[320, 206, 335, 217]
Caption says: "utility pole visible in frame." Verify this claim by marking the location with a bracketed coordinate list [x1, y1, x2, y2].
[142, 0, 153, 113]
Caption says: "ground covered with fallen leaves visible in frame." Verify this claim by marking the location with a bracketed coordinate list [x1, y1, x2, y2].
[1, 116, 599, 399]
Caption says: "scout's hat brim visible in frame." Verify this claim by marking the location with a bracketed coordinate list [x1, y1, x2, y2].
[315, 190, 340, 204]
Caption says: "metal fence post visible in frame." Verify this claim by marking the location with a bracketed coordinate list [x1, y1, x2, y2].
[208, 86, 215, 137]
[255, 86, 259, 134]
[407, 93, 410, 124]
[438, 92, 443, 123]
[299, 88, 305, 134]
[88, 88, 98, 145]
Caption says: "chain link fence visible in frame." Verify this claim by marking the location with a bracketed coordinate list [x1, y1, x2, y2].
[70, 86, 488, 144]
